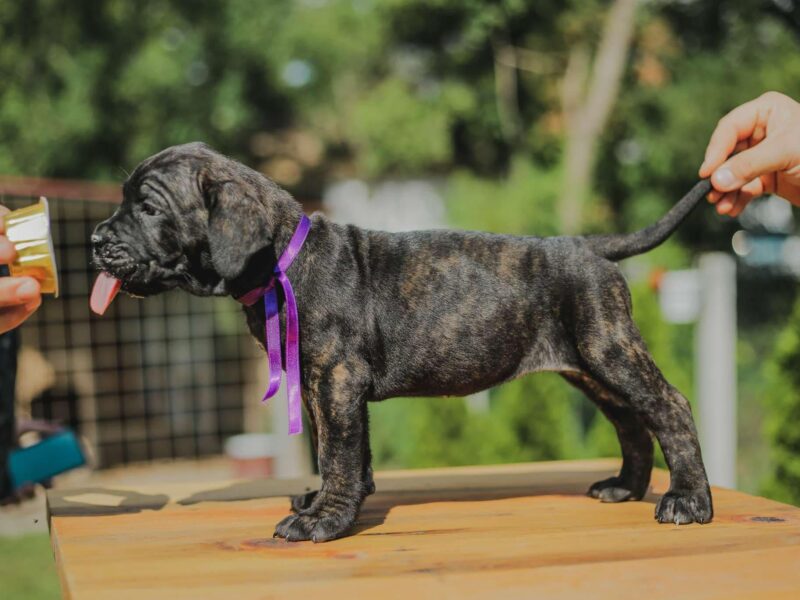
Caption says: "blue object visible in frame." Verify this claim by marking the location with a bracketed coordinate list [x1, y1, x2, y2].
[7, 431, 85, 489]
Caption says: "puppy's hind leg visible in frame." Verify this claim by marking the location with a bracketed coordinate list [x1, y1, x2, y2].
[575, 307, 712, 525]
[561, 372, 653, 502]
[569, 263, 711, 523]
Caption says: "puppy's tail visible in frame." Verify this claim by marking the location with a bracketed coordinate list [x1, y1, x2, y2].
[583, 179, 712, 261]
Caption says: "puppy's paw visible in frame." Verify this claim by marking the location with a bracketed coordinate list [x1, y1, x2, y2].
[290, 489, 319, 513]
[655, 488, 713, 525]
[273, 509, 358, 543]
[274, 490, 361, 543]
[588, 476, 646, 503]
[274, 513, 312, 541]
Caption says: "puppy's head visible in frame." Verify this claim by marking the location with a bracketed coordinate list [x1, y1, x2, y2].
[92, 142, 298, 298]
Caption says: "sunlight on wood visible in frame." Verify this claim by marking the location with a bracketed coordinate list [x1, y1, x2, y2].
[48, 459, 800, 599]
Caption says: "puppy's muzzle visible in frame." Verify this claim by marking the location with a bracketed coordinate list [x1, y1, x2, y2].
[91, 231, 137, 278]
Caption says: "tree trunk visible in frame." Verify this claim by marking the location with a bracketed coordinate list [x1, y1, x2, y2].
[493, 41, 522, 143]
[559, 0, 639, 234]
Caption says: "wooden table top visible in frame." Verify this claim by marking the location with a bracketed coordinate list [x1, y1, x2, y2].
[47, 459, 800, 599]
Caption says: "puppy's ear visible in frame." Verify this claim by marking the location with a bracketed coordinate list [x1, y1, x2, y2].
[205, 180, 272, 280]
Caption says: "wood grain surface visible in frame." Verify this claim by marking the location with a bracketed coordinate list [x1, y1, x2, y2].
[47, 459, 800, 599]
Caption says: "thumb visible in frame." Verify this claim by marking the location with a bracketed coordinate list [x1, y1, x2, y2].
[711, 135, 791, 192]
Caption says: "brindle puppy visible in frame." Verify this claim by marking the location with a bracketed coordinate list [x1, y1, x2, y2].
[92, 142, 713, 542]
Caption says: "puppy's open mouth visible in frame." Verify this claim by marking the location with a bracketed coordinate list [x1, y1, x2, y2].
[91, 255, 191, 314]
[90, 265, 164, 314]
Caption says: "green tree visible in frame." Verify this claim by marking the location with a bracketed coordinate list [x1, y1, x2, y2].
[762, 297, 800, 505]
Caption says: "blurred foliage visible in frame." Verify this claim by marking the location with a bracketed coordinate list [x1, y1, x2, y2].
[762, 296, 800, 505]
[1, 0, 799, 498]
[4, 0, 800, 223]
[1, 2, 791, 193]
[371, 374, 583, 469]
[445, 158, 561, 237]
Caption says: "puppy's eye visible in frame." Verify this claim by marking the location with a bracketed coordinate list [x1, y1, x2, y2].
[141, 202, 160, 216]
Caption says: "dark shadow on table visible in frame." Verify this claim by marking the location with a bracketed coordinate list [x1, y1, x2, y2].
[172, 464, 660, 537]
[351, 480, 661, 537]
[48, 487, 169, 517]
[178, 480, 319, 506]
[47, 462, 664, 538]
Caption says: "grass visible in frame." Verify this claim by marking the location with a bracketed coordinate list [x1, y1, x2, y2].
[0, 534, 60, 599]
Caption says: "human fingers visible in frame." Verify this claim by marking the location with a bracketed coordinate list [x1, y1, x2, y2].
[0, 235, 16, 264]
[0, 277, 40, 308]
[727, 178, 765, 217]
[707, 189, 724, 205]
[700, 97, 768, 178]
[711, 134, 792, 193]
[0, 297, 41, 333]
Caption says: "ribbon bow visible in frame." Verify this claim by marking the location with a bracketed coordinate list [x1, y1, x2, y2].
[235, 215, 311, 435]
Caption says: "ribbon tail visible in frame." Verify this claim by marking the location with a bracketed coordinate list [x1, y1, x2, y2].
[279, 273, 303, 435]
[262, 288, 283, 403]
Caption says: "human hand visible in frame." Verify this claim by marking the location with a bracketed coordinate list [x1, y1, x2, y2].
[699, 91, 800, 217]
[0, 205, 42, 333]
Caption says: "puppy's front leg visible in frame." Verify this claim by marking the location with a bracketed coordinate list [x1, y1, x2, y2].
[274, 362, 372, 542]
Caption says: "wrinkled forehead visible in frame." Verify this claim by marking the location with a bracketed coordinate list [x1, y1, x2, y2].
[123, 149, 207, 208]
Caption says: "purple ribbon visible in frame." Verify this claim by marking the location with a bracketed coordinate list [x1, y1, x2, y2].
[235, 215, 311, 435]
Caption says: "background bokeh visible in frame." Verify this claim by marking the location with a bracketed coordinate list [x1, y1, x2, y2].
[2, 1, 800, 596]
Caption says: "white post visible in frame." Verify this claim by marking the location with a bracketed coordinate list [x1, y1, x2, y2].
[696, 253, 737, 489]
[270, 382, 311, 478]
[241, 356, 310, 478]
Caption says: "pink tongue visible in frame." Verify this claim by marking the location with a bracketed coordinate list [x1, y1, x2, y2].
[90, 272, 122, 315]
